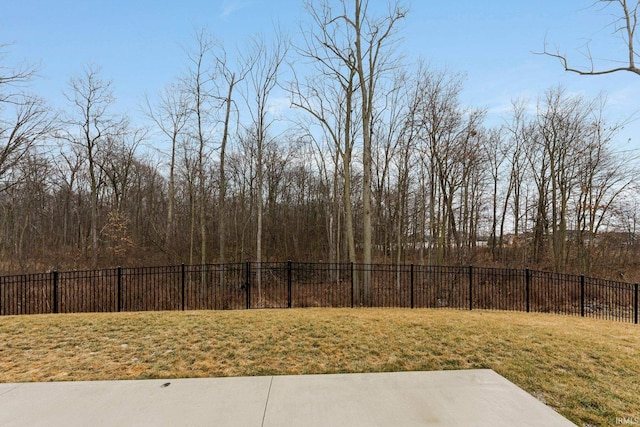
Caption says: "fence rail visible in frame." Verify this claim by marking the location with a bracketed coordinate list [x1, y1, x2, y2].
[0, 262, 638, 324]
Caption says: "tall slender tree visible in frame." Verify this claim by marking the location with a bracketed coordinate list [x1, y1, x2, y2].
[298, 0, 406, 304]
[62, 65, 124, 267]
[144, 83, 191, 248]
[242, 31, 288, 303]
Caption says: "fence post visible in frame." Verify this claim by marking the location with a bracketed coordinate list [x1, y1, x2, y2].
[468, 265, 473, 311]
[634, 283, 638, 325]
[525, 268, 530, 313]
[245, 260, 251, 310]
[350, 262, 354, 308]
[181, 264, 185, 311]
[580, 275, 585, 317]
[52, 270, 59, 314]
[117, 266, 122, 312]
[287, 260, 292, 309]
[410, 264, 414, 309]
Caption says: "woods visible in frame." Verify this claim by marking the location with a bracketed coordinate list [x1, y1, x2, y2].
[1, 1, 639, 281]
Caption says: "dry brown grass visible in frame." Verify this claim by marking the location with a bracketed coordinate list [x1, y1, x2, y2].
[1, 308, 638, 426]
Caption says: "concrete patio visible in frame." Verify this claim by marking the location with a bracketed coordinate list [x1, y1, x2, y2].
[0, 369, 576, 426]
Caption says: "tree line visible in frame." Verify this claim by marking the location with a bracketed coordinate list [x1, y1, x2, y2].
[1, 0, 639, 283]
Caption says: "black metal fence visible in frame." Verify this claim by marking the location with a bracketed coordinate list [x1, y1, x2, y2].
[1, 262, 638, 324]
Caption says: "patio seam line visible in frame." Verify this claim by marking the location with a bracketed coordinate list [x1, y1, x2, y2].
[261, 376, 274, 427]
[0, 384, 22, 399]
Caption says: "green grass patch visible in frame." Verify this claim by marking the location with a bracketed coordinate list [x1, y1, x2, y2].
[1, 308, 638, 425]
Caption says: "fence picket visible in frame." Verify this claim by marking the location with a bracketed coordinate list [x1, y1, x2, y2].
[635, 283, 638, 325]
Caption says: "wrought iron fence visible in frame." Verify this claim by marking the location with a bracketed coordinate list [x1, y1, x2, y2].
[0, 262, 638, 324]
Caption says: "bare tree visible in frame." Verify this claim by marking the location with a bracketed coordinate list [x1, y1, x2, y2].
[192, 30, 213, 267]
[504, 100, 530, 248]
[543, 0, 640, 76]
[416, 68, 467, 264]
[573, 101, 632, 274]
[0, 95, 53, 191]
[62, 64, 124, 267]
[181, 28, 219, 266]
[99, 126, 146, 212]
[290, 10, 359, 266]
[214, 44, 250, 270]
[298, 0, 406, 304]
[350, 0, 406, 303]
[52, 145, 83, 251]
[1, 152, 53, 270]
[508, 87, 633, 273]
[0, 43, 36, 103]
[1, 45, 54, 192]
[144, 83, 191, 245]
[482, 127, 508, 259]
[242, 31, 288, 303]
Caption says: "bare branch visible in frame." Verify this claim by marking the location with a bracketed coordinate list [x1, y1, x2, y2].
[540, 0, 640, 77]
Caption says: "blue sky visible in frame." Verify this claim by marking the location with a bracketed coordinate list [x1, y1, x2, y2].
[2, 0, 639, 149]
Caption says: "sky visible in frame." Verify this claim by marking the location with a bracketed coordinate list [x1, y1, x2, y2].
[2, 0, 639, 151]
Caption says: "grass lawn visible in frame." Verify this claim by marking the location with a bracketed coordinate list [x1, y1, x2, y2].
[0, 308, 638, 426]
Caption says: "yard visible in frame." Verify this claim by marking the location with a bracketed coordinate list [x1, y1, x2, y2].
[1, 308, 638, 426]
